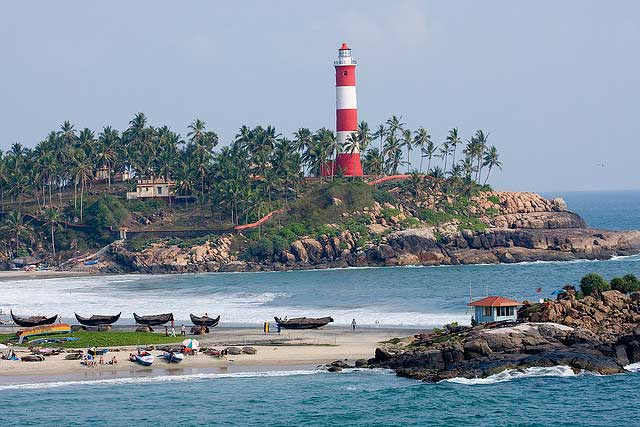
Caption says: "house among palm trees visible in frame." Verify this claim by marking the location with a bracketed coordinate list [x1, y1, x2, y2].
[126, 178, 175, 200]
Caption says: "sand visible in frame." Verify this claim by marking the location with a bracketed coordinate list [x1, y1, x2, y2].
[0, 270, 94, 281]
[0, 327, 420, 384]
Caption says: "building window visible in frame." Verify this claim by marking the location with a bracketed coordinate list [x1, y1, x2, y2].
[157, 187, 163, 195]
[497, 306, 515, 317]
[482, 307, 492, 317]
[343, 71, 348, 76]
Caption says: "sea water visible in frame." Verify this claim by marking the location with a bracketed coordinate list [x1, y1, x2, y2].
[0, 190, 639, 426]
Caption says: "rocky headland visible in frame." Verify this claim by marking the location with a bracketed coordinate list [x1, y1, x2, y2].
[102, 191, 640, 274]
[367, 289, 640, 381]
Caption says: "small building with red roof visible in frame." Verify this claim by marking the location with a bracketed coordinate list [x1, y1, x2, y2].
[468, 296, 521, 324]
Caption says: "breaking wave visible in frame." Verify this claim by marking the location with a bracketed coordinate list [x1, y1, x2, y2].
[443, 365, 578, 385]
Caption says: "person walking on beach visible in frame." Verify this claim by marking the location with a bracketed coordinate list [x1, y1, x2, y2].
[181, 324, 186, 336]
[171, 326, 176, 337]
[351, 318, 357, 331]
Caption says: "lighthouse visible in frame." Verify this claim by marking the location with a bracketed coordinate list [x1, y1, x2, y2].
[325, 43, 363, 177]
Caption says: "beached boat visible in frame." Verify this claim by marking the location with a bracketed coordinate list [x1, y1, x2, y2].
[16, 324, 72, 343]
[10, 311, 58, 327]
[190, 314, 220, 327]
[74, 312, 121, 326]
[88, 348, 110, 356]
[133, 312, 174, 326]
[130, 351, 154, 366]
[160, 351, 184, 363]
[273, 316, 334, 330]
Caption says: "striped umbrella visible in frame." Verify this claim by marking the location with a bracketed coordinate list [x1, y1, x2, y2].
[182, 338, 199, 350]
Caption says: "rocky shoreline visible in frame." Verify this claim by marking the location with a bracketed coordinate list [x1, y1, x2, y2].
[366, 289, 640, 382]
[97, 191, 640, 274]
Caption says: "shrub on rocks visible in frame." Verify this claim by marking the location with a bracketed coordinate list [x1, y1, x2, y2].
[611, 274, 640, 294]
[580, 273, 611, 297]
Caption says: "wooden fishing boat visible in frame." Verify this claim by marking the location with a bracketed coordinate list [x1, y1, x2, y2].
[160, 351, 184, 363]
[190, 314, 220, 328]
[74, 312, 121, 326]
[130, 351, 154, 366]
[88, 348, 110, 356]
[273, 316, 334, 330]
[16, 324, 72, 342]
[133, 313, 174, 326]
[10, 311, 58, 327]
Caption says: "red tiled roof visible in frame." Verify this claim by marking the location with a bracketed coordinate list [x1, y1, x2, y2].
[468, 296, 521, 307]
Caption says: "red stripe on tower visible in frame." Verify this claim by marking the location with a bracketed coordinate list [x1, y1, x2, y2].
[322, 43, 363, 177]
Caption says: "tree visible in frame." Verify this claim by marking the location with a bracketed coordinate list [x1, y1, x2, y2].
[439, 141, 451, 172]
[383, 134, 402, 175]
[400, 128, 414, 173]
[372, 124, 387, 161]
[43, 207, 63, 255]
[580, 273, 610, 297]
[413, 127, 432, 173]
[482, 145, 502, 185]
[610, 274, 640, 294]
[362, 148, 383, 175]
[421, 139, 438, 172]
[446, 128, 462, 166]
[2, 211, 32, 257]
[385, 115, 405, 138]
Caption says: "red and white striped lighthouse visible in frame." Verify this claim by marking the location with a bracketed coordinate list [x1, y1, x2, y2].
[327, 43, 363, 177]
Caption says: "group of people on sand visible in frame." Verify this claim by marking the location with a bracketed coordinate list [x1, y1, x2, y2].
[164, 320, 187, 337]
[81, 353, 117, 367]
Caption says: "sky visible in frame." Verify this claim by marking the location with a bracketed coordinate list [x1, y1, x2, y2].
[1, 1, 639, 192]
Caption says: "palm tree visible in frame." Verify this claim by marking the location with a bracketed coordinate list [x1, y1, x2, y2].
[97, 126, 119, 190]
[372, 124, 387, 160]
[73, 154, 93, 222]
[439, 141, 452, 172]
[43, 207, 63, 255]
[2, 211, 31, 257]
[383, 134, 402, 175]
[413, 127, 432, 173]
[482, 145, 502, 185]
[421, 140, 438, 172]
[362, 148, 383, 175]
[400, 128, 414, 173]
[385, 115, 405, 138]
[357, 121, 371, 153]
[446, 128, 462, 166]
[473, 130, 489, 182]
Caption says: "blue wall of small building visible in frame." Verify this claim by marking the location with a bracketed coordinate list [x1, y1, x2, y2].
[474, 306, 517, 323]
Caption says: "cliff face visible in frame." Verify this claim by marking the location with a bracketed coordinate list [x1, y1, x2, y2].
[95, 191, 640, 274]
[368, 290, 640, 382]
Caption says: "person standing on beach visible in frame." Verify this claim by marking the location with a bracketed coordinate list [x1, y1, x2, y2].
[171, 326, 176, 337]
[181, 324, 186, 336]
[351, 318, 357, 331]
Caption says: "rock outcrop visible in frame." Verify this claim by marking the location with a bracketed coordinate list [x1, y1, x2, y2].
[368, 290, 640, 382]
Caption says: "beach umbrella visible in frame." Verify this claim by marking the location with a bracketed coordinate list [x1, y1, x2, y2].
[182, 338, 199, 350]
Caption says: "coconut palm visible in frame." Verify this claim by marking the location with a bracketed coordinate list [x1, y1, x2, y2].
[372, 124, 387, 160]
[421, 140, 438, 173]
[482, 145, 502, 185]
[362, 148, 383, 175]
[446, 128, 462, 166]
[400, 128, 414, 173]
[383, 134, 402, 175]
[357, 121, 371, 153]
[439, 141, 452, 172]
[2, 211, 32, 257]
[385, 115, 405, 138]
[413, 127, 432, 173]
[42, 207, 63, 255]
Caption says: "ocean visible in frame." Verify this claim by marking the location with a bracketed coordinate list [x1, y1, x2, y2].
[1, 190, 639, 426]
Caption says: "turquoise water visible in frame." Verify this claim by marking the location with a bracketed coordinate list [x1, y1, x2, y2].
[1, 190, 639, 426]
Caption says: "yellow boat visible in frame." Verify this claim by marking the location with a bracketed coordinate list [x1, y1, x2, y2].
[17, 323, 72, 343]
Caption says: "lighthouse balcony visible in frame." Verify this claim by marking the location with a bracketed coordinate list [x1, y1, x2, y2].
[334, 59, 357, 66]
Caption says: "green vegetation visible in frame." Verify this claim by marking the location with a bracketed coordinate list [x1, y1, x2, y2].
[487, 195, 500, 205]
[580, 273, 611, 296]
[610, 274, 640, 293]
[0, 331, 182, 348]
[0, 112, 502, 261]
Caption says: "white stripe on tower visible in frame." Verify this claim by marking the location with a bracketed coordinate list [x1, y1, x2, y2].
[336, 86, 357, 110]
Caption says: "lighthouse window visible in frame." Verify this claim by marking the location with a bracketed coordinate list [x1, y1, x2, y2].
[343, 71, 348, 76]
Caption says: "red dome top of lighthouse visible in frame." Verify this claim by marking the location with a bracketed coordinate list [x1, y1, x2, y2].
[339, 43, 350, 50]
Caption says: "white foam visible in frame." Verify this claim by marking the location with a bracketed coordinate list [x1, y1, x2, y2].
[443, 365, 577, 385]
[0, 367, 393, 391]
[624, 362, 640, 372]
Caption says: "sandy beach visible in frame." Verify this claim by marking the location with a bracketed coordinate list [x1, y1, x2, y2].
[0, 270, 95, 281]
[0, 326, 420, 385]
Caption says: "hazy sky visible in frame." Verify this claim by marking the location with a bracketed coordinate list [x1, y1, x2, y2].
[1, 1, 638, 191]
